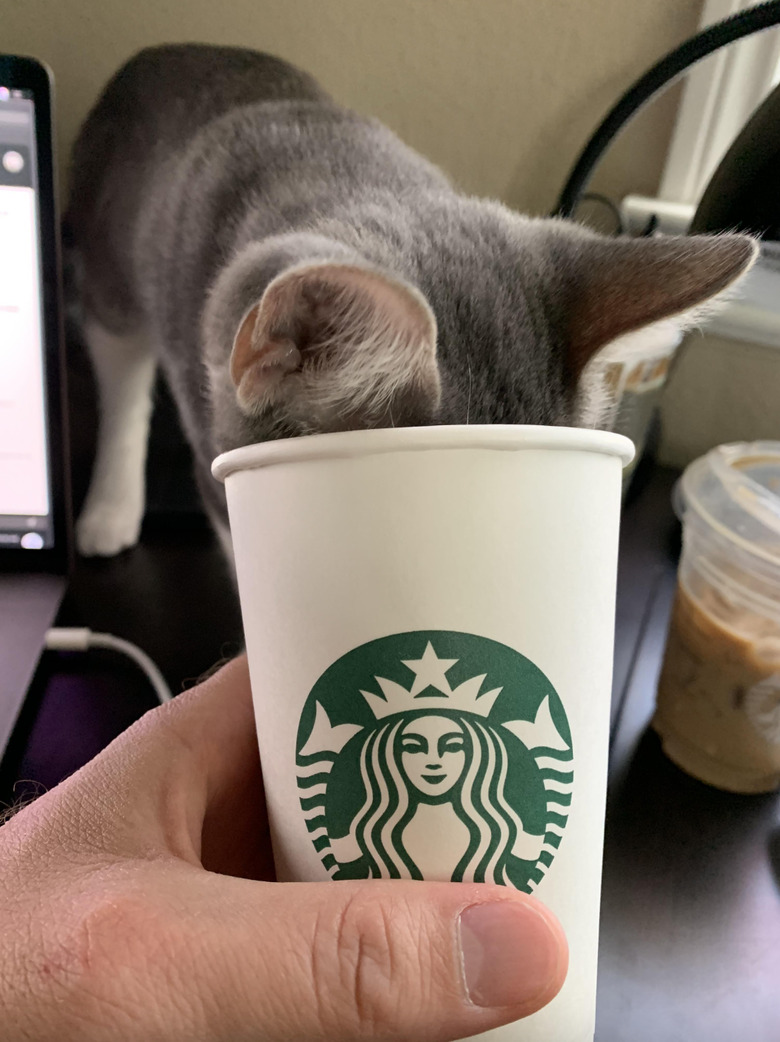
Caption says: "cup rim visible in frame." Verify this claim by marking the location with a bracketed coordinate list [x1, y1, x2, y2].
[211, 424, 635, 482]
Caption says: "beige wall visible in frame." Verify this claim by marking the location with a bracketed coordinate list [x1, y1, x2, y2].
[660, 334, 780, 468]
[5, 0, 702, 215]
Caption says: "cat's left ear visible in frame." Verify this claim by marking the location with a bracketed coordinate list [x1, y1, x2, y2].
[230, 262, 440, 428]
[561, 231, 758, 425]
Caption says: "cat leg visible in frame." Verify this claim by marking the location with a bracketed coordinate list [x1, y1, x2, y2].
[193, 463, 236, 579]
[76, 319, 157, 556]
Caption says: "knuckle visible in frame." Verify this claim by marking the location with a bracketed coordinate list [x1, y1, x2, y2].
[313, 889, 430, 1036]
[72, 890, 158, 968]
[41, 888, 181, 1032]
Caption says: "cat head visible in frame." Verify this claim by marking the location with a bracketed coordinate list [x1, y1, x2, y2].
[202, 216, 756, 447]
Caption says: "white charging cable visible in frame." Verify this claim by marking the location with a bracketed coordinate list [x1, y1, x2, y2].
[44, 628, 173, 705]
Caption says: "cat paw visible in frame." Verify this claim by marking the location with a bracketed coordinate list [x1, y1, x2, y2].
[76, 500, 143, 556]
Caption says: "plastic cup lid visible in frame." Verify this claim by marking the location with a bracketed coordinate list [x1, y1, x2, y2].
[677, 441, 780, 565]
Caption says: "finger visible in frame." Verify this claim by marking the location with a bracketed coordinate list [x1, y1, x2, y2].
[172, 875, 569, 1041]
[156, 655, 273, 877]
[158, 654, 259, 805]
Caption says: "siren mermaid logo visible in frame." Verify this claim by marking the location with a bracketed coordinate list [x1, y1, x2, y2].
[296, 631, 573, 892]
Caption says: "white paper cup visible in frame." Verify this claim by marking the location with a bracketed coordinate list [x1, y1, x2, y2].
[213, 425, 633, 1042]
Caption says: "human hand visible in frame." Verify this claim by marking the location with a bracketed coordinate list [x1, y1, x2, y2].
[1, 655, 567, 1041]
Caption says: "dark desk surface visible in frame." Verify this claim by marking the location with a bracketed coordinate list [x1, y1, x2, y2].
[600, 469, 780, 1042]
[3, 466, 779, 1040]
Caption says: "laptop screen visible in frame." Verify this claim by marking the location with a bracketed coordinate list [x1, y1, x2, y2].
[0, 90, 54, 551]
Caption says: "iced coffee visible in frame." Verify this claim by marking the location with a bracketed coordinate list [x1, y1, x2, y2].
[653, 442, 780, 794]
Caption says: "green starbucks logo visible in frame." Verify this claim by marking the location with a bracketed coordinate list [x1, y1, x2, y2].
[296, 631, 573, 892]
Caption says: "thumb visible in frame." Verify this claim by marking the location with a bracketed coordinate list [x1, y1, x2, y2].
[189, 875, 568, 1041]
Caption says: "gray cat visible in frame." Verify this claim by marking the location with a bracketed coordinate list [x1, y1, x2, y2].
[66, 43, 756, 558]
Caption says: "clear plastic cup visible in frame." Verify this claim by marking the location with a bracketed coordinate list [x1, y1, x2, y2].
[654, 441, 780, 793]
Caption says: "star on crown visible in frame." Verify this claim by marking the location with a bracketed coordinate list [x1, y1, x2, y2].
[361, 641, 502, 719]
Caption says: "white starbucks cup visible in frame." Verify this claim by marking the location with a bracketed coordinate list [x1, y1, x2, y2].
[212, 425, 633, 1042]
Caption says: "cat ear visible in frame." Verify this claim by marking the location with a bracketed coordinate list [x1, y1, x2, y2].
[230, 262, 439, 427]
[565, 232, 757, 374]
[563, 231, 757, 425]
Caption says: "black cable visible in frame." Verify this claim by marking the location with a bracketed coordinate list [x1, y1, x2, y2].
[554, 0, 780, 219]
[576, 192, 624, 234]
